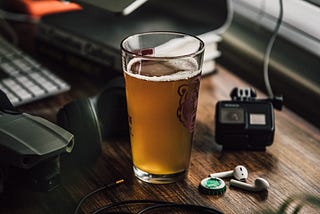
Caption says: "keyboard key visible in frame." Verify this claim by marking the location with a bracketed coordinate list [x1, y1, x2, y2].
[3, 79, 18, 87]
[7, 93, 20, 104]
[1, 63, 20, 75]
[29, 85, 46, 96]
[13, 58, 32, 71]
[15, 89, 32, 100]
[23, 56, 41, 68]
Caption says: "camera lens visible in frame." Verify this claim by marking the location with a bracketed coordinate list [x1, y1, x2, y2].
[227, 112, 241, 121]
[220, 107, 244, 124]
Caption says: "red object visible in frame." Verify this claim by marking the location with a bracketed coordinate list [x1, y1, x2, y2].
[8, 0, 82, 18]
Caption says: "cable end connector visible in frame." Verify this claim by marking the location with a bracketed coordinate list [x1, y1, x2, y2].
[106, 179, 125, 188]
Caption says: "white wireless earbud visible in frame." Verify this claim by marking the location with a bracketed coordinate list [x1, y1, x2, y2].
[209, 165, 248, 181]
[229, 177, 269, 192]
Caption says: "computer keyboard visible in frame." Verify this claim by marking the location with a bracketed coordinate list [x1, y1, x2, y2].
[0, 36, 70, 106]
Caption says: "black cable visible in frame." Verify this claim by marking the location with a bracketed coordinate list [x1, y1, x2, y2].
[136, 203, 223, 214]
[92, 200, 172, 214]
[73, 179, 124, 214]
[93, 200, 223, 214]
[74, 180, 224, 214]
[263, 0, 283, 98]
[73, 178, 223, 214]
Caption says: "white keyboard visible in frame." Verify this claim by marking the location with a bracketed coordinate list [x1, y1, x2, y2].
[0, 36, 70, 106]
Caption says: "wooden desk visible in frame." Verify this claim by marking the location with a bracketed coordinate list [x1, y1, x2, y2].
[1, 64, 319, 214]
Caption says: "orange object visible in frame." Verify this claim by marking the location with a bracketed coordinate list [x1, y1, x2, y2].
[8, 0, 82, 18]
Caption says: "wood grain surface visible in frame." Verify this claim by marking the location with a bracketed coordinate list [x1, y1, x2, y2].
[1, 64, 319, 214]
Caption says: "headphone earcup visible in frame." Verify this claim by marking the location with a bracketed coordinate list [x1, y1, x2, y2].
[56, 98, 102, 164]
[95, 76, 129, 138]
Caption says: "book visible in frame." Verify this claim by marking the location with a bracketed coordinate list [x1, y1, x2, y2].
[36, 4, 222, 77]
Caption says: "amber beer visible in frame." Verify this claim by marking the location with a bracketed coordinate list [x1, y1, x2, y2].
[121, 31, 204, 183]
[124, 59, 201, 180]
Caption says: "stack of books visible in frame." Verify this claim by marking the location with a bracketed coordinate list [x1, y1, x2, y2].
[35, 6, 221, 78]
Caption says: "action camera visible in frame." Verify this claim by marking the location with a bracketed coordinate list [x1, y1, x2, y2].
[215, 87, 282, 150]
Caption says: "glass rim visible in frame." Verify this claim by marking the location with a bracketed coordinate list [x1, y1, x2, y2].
[120, 31, 205, 60]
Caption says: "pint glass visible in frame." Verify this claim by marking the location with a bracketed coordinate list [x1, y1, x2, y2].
[121, 31, 205, 184]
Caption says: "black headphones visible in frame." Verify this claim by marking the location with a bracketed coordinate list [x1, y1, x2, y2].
[56, 76, 129, 164]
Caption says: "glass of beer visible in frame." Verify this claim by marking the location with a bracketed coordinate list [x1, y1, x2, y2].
[121, 31, 205, 184]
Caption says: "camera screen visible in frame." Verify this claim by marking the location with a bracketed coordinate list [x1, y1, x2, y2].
[249, 113, 266, 125]
[219, 107, 245, 124]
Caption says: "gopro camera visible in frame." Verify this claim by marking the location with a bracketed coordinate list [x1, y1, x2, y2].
[215, 87, 282, 150]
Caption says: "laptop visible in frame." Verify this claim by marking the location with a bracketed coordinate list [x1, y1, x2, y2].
[73, 0, 148, 15]
[37, 0, 227, 74]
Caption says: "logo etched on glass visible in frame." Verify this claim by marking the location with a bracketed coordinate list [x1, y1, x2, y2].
[177, 77, 200, 133]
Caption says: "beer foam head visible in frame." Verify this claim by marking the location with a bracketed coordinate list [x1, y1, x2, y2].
[125, 57, 201, 81]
